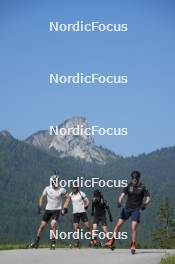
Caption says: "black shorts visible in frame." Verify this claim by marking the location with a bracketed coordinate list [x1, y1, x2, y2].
[73, 212, 88, 224]
[93, 215, 107, 226]
[42, 210, 60, 223]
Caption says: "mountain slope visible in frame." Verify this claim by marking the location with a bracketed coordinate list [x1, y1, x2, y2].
[0, 131, 175, 245]
[25, 117, 117, 164]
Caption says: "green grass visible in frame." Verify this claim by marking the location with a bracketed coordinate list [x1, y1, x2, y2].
[0, 242, 68, 250]
[160, 255, 175, 264]
[0, 244, 26, 250]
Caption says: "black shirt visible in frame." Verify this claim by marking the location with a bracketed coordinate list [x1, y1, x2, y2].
[92, 198, 108, 217]
[123, 182, 150, 210]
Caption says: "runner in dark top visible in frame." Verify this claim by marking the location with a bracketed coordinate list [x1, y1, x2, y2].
[91, 190, 113, 246]
[105, 170, 151, 254]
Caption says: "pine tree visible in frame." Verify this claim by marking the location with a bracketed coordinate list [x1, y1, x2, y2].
[152, 197, 175, 248]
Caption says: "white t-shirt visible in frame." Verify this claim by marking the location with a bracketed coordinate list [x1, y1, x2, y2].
[42, 186, 67, 210]
[69, 191, 87, 214]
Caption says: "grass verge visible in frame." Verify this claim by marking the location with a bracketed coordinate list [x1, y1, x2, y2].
[160, 255, 175, 264]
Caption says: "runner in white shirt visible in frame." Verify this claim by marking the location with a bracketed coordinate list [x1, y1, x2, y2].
[28, 173, 69, 249]
[70, 190, 87, 214]
[64, 182, 91, 247]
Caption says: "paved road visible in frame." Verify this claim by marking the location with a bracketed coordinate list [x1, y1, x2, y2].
[1, 249, 175, 264]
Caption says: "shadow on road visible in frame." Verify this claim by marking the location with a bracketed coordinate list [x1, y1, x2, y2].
[104, 250, 167, 255]
[136, 251, 167, 255]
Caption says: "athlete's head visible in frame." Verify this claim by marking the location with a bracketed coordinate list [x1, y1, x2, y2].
[93, 189, 102, 200]
[131, 170, 141, 185]
[50, 171, 59, 189]
[71, 179, 79, 194]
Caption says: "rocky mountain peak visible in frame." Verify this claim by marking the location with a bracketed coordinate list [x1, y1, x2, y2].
[0, 130, 13, 138]
[25, 117, 116, 164]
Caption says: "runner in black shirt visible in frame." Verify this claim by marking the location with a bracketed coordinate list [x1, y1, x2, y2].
[91, 190, 113, 246]
[105, 170, 151, 254]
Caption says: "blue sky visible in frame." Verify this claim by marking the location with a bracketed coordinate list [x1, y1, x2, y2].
[0, 0, 175, 156]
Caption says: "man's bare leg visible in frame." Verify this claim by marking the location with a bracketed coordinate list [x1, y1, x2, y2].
[50, 219, 57, 249]
[29, 221, 47, 248]
[130, 221, 138, 254]
[36, 221, 47, 237]
[105, 218, 125, 247]
[73, 223, 80, 247]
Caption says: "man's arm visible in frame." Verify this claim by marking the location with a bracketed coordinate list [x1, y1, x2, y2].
[91, 199, 95, 216]
[105, 201, 113, 222]
[63, 193, 71, 209]
[141, 195, 151, 210]
[38, 194, 45, 214]
[141, 187, 151, 210]
[80, 192, 89, 209]
[144, 196, 151, 205]
[117, 192, 126, 208]
[61, 193, 71, 215]
[39, 194, 45, 207]
[84, 197, 89, 209]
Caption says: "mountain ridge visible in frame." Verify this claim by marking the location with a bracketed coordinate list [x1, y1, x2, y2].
[0, 130, 175, 244]
[24, 117, 118, 164]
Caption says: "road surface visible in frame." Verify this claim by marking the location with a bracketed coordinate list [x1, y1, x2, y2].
[0, 249, 175, 264]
